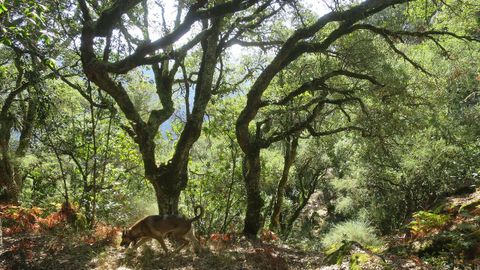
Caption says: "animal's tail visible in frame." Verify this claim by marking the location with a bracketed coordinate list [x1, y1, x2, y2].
[190, 205, 204, 222]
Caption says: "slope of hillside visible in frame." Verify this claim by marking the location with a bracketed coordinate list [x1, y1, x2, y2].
[321, 187, 480, 269]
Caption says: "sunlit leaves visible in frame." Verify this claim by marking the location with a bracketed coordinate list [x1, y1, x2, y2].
[44, 58, 56, 69]
[0, 0, 49, 47]
[0, 3, 7, 15]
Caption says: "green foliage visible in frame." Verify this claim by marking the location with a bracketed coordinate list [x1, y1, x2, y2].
[322, 220, 384, 250]
[0, 0, 50, 47]
[413, 226, 480, 268]
[408, 211, 451, 235]
[349, 253, 371, 270]
[334, 196, 355, 216]
[323, 240, 385, 268]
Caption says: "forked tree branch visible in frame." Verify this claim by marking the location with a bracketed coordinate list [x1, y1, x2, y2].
[261, 69, 383, 107]
[236, 0, 409, 153]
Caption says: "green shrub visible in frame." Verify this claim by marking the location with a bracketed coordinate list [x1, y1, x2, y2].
[322, 220, 384, 249]
[408, 211, 450, 235]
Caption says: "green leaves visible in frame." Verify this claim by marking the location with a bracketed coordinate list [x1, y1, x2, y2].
[44, 58, 56, 69]
[39, 32, 51, 45]
[408, 211, 451, 236]
[1, 36, 12, 46]
[0, 3, 8, 15]
[0, 0, 51, 49]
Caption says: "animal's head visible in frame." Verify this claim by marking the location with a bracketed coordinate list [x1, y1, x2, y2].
[120, 229, 133, 247]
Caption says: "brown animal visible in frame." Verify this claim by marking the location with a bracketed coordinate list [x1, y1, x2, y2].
[120, 206, 203, 253]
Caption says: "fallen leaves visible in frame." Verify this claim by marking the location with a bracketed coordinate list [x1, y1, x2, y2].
[0, 202, 78, 236]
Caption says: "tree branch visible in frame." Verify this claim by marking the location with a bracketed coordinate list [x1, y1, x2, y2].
[262, 69, 383, 107]
[306, 125, 367, 136]
[236, 0, 408, 153]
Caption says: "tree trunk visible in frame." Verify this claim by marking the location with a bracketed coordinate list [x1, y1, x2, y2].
[154, 186, 181, 215]
[148, 160, 189, 215]
[282, 196, 310, 238]
[79, 2, 224, 217]
[0, 158, 19, 204]
[270, 136, 298, 232]
[282, 173, 321, 238]
[150, 20, 221, 215]
[0, 113, 19, 204]
[242, 150, 264, 237]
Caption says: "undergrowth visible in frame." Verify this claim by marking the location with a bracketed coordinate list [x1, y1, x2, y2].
[321, 219, 384, 251]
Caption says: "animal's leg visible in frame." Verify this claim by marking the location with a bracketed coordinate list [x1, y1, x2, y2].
[132, 238, 148, 249]
[155, 236, 169, 254]
[184, 228, 202, 252]
[172, 238, 189, 253]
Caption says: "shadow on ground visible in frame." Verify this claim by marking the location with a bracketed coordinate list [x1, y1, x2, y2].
[110, 240, 323, 270]
[0, 233, 108, 270]
[1, 233, 323, 270]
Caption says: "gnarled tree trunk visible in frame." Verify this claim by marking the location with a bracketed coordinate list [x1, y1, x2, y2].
[270, 136, 298, 232]
[78, 1, 223, 215]
[0, 113, 16, 204]
[0, 74, 38, 204]
[0, 157, 19, 204]
[151, 161, 188, 215]
[235, 0, 407, 238]
[242, 149, 264, 237]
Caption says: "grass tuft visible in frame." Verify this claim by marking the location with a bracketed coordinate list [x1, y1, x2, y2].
[322, 219, 383, 250]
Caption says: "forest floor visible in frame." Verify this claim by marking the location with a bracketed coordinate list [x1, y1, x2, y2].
[0, 223, 447, 270]
[0, 229, 324, 270]
[1, 187, 480, 270]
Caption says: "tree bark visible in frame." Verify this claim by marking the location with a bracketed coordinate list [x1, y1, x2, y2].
[0, 112, 15, 204]
[242, 149, 264, 237]
[0, 157, 19, 204]
[151, 161, 188, 215]
[270, 136, 298, 231]
[0, 98, 36, 204]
